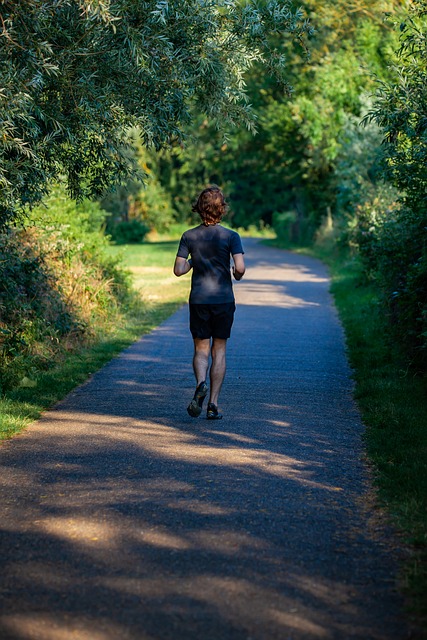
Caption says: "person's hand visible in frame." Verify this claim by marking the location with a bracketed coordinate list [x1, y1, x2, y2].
[232, 266, 243, 281]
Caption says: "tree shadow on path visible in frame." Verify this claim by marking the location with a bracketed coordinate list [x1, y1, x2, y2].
[0, 242, 409, 640]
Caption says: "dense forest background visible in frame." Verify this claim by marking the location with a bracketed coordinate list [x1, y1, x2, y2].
[1, 0, 426, 389]
[102, 0, 427, 376]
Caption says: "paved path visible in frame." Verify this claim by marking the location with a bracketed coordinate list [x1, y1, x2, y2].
[0, 240, 408, 640]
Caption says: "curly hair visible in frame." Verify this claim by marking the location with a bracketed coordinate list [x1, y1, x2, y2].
[192, 186, 227, 225]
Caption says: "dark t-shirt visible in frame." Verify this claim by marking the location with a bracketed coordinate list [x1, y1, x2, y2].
[176, 224, 244, 304]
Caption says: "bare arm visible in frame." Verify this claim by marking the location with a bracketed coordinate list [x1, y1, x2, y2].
[232, 253, 245, 281]
[173, 256, 192, 277]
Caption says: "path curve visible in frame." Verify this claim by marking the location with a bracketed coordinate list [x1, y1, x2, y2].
[0, 240, 408, 640]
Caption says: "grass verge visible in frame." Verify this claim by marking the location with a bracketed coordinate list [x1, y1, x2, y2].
[329, 257, 427, 631]
[266, 238, 427, 632]
[0, 239, 189, 440]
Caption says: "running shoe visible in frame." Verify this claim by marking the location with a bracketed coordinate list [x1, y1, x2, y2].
[206, 403, 223, 420]
[187, 381, 208, 417]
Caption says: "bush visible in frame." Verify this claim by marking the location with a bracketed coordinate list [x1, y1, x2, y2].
[272, 211, 297, 244]
[0, 184, 136, 394]
[108, 219, 149, 244]
[351, 200, 427, 370]
[101, 138, 176, 236]
[361, 6, 427, 371]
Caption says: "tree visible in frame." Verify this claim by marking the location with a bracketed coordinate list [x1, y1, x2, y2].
[0, 0, 311, 228]
[368, 1, 427, 212]
[144, 0, 400, 233]
[360, 1, 427, 366]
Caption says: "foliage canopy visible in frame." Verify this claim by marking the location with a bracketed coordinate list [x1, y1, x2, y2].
[0, 0, 311, 228]
[135, 0, 400, 232]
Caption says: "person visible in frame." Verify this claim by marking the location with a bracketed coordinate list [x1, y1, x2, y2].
[173, 186, 245, 420]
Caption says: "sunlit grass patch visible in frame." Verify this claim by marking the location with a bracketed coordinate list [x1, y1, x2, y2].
[0, 398, 42, 438]
[107, 240, 189, 306]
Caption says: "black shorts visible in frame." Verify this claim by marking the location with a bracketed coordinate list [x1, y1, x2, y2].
[189, 302, 236, 340]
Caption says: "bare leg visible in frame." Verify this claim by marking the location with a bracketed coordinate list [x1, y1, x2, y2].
[193, 338, 210, 385]
[209, 338, 227, 406]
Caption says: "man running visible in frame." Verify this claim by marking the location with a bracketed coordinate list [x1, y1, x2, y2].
[173, 186, 245, 420]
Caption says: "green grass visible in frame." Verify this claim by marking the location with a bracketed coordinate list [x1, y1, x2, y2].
[107, 240, 190, 307]
[0, 238, 189, 440]
[329, 257, 427, 628]
[267, 237, 427, 631]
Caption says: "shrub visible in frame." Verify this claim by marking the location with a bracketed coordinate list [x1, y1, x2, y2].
[101, 137, 176, 236]
[0, 185, 136, 393]
[351, 199, 427, 369]
[361, 6, 427, 371]
[108, 219, 149, 245]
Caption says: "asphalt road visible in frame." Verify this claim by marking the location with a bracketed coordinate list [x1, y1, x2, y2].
[0, 240, 409, 640]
